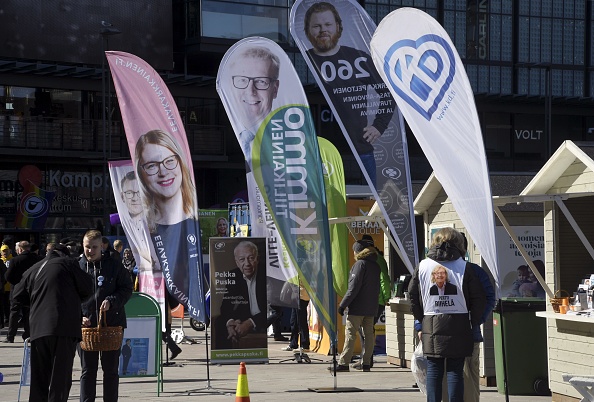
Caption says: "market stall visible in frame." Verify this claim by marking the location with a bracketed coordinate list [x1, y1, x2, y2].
[519, 140, 594, 401]
[384, 172, 542, 387]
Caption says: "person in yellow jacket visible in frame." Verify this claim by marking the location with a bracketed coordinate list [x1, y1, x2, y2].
[1, 244, 13, 328]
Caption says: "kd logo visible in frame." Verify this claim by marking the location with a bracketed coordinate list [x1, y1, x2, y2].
[382, 34, 456, 121]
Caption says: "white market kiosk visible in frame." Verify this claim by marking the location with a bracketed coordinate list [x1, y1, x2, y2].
[519, 140, 594, 401]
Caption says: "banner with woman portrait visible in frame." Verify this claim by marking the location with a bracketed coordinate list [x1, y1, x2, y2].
[106, 51, 206, 322]
[216, 37, 337, 342]
[290, 0, 418, 274]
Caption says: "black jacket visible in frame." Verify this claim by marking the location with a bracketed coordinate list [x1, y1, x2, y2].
[340, 248, 381, 316]
[79, 251, 133, 328]
[13, 252, 94, 341]
[409, 246, 486, 359]
[5, 250, 40, 288]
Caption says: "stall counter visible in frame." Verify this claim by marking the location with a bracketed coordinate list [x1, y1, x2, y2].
[385, 297, 417, 367]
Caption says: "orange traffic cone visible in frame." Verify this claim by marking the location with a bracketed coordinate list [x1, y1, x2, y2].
[235, 362, 250, 401]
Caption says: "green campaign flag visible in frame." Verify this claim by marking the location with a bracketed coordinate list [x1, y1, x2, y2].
[318, 137, 349, 297]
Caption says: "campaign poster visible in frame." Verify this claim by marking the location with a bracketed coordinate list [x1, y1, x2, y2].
[496, 226, 545, 299]
[199, 208, 229, 255]
[209, 237, 268, 364]
[120, 317, 158, 376]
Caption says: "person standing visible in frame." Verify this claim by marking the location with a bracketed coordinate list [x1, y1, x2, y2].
[4, 240, 40, 343]
[353, 235, 391, 370]
[112, 240, 123, 261]
[121, 248, 137, 291]
[12, 243, 93, 402]
[329, 239, 381, 373]
[267, 305, 288, 342]
[408, 227, 486, 402]
[1, 243, 13, 327]
[0, 258, 6, 329]
[79, 230, 133, 402]
[284, 281, 310, 351]
[440, 234, 496, 402]
[163, 292, 182, 360]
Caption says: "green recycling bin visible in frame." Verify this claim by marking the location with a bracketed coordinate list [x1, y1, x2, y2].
[493, 299, 549, 395]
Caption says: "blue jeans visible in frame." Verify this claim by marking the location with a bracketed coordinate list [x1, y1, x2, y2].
[358, 152, 377, 187]
[426, 356, 465, 402]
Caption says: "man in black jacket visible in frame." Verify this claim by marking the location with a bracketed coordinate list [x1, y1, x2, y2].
[79, 230, 133, 402]
[329, 239, 381, 373]
[4, 240, 40, 342]
[13, 244, 93, 402]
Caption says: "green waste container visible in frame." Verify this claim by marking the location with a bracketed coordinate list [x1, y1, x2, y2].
[493, 299, 549, 395]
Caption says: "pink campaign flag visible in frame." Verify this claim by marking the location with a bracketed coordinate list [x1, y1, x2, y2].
[106, 51, 207, 321]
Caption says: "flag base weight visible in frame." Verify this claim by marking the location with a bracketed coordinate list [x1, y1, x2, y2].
[309, 387, 363, 393]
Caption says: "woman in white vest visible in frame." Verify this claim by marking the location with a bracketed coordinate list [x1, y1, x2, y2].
[408, 227, 486, 402]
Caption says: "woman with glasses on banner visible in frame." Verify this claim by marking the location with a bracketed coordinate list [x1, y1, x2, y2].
[135, 129, 201, 316]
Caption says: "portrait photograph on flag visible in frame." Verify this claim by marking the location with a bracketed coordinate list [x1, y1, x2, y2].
[370, 8, 499, 287]
[216, 37, 337, 342]
[290, 0, 418, 273]
[108, 160, 166, 326]
[106, 51, 206, 321]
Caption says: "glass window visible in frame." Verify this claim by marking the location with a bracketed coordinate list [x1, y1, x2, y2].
[489, 14, 501, 60]
[501, 67, 513, 94]
[466, 64, 478, 92]
[530, 17, 541, 63]
[201, 0, 290, 43]
[478, 65, 489, 93]
[483, 112, 511, 158]
[518, 17, 530, 62]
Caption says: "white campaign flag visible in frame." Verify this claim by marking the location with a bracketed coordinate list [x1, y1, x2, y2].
[370, 8, 499, 291]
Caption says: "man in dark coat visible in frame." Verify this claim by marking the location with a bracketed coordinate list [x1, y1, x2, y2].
[13, 243, 93, 402]
[329, 239, 381, 373]
[79, 230, 133, 402]
[214, 240, 267, 349]
[4, 240, 40, 342]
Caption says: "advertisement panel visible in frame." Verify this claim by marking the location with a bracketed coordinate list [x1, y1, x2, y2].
[210, 237, 268, 364]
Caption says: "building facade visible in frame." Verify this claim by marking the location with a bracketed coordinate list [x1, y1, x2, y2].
[1, 0, 593, 245]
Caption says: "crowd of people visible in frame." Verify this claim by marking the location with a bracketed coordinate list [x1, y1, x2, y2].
[2, 224, 498, 402]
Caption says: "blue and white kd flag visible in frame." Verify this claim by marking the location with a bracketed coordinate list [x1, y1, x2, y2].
[370, 8, 499, 290]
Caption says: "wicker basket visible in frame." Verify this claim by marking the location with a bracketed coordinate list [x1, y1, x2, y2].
[550, 289, 570, 313]
[80, 311, 123, 352]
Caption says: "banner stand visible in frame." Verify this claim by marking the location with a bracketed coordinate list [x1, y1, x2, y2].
[184, 329, 236, 397]
[17, 339, 31, 402]
[124, 293, 162, 395]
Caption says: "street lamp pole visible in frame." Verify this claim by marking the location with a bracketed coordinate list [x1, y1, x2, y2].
[100, 21, 121, 235]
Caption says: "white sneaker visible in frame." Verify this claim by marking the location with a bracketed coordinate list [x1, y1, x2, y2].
[281, 345, 294, 351]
